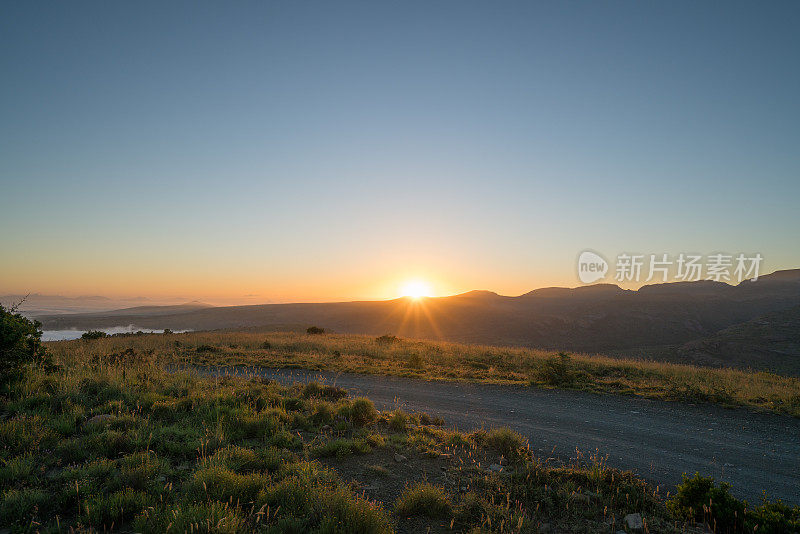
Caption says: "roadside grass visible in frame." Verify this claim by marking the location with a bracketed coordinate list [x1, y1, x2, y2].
[47, 330, 800, 417]
[395, 483, 452, 518]
[2, 345, 798, 533]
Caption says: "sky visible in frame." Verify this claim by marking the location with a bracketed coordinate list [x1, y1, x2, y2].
[1, 1, 799, 303]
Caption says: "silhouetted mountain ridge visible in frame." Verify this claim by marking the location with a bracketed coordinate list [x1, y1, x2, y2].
[37, 270, 800, 374]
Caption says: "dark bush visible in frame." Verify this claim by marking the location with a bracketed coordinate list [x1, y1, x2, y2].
[396, 484, 451, 518]
[81, 330, 108, 340]
[668, 473, 745, 532]
[350, 398, 377, 427]
[306, 326, 325, 335]
[668, 473, 800, 533]
[747, 500, 800, 533]
[388, 410, 409, 432]
[1, 304, 49, 387]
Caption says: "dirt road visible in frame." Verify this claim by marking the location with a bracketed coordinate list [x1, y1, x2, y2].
[220, 367, 800, 505]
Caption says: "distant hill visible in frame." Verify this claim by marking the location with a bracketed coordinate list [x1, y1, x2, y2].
[2, 294, 210, 317]
[678, 304, 800, 376]
[68, 301, 212, 317]
[36, 269, 800, 374]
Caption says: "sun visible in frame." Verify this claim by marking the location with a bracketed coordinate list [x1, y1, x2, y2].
[399, 280, 432, 299]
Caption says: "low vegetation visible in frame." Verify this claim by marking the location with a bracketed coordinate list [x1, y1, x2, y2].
[395, 483, 452, 518]
[46, 330, 800, 417]
[2, 335, 799, 532]
[668, 473, 800, 533]
[1, 304, 50, 390]
[81, 330, 108, 340]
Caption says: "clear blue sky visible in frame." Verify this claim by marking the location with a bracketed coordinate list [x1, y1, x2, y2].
[1, 1, 798, 301]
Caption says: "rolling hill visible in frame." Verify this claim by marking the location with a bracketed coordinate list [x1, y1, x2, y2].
[36, 269, 800, 374]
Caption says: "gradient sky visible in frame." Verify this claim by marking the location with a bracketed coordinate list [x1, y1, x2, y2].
[1, 1, 799, 303]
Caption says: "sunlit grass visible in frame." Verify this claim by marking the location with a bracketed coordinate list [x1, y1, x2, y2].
[46, 330, 800, 416]
[3, 343, 797, 532]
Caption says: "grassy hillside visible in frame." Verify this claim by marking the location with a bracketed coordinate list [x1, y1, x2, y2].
[5, 335, 799, 532]
[2, 338, 692, 533]
[46, 330, 800, 417]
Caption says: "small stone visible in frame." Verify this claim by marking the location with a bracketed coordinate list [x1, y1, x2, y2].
[624, 512, 643, 531]
[394, 453, 407, 462]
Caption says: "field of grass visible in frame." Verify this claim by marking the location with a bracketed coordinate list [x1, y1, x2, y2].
[2, 336, 701, 533]
[4, 335, 800, 532]
[47, 330, 800, 417]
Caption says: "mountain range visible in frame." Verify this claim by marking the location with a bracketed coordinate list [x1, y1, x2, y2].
[34, 269, 800, 375]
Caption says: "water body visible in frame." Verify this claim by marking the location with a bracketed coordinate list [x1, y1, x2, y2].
[42, 326, 189, 341]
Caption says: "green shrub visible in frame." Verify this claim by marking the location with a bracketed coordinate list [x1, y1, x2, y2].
[350, 398, 377, 427]
[0, 453, 37, 485]
[537, 352, 581, 386]
[0, 488, 50, 525]
[258, 470, 392, 533]
[396, 483, 452, 518]
[236, 411, 281, 439]
[1, 304, 49, 387]
[667, 473, 745, 532]
[312, 402, 336, 426]
[747, 500, 800, 533]
[668, 473, 800, 533]
[81, 330, 108, 340]
[388, 410, 409, 432]
[84, 488, 151, 528]
[187, 465, 269, 503]
[475, 426, 526, 460]
[455, 492, 489, 524]
[312, 438, 371, 459]
[365, 433, 386, 448]
[133, 501, 246, 533]
[270, 429, 302, 449]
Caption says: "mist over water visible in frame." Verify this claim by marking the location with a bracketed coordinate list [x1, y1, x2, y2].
[42, 325, 189, 341]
